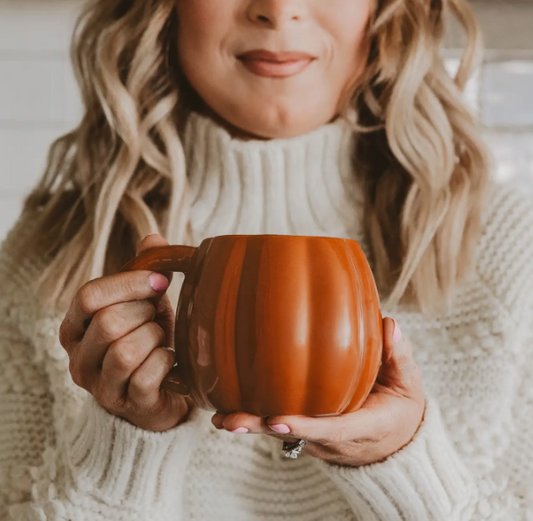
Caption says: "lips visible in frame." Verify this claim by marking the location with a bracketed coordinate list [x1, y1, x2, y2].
[236, 49, 317, 78]
[238, 50, 316, 62]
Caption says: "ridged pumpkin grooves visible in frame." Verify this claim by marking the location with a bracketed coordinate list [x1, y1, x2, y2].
[120, 235, 383, 417]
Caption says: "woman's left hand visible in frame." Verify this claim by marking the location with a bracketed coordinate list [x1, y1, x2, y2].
[211, 317, 426, 467]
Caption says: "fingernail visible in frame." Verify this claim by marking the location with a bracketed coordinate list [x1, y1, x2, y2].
[393, 319, 402, 344]
[149, 273, 169, 291]
[230, 427, 249, 434]
[211, 414, 225, 429]
[268, 424, 290, 434]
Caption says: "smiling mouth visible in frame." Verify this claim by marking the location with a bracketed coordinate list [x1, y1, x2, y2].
[237, 56, 315, 78]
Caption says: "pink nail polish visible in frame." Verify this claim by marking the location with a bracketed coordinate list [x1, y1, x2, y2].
[393, 320, 402, 344]
[269, 424, 290, 434]
[149, 273, 169, 291]
[230, 427, 249, 433]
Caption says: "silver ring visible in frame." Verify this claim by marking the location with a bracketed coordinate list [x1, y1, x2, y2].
[282, 439, 307, 459]
[158, 346, 176, 356]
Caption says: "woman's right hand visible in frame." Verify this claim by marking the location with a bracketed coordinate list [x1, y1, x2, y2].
[59, 234, 194, 433]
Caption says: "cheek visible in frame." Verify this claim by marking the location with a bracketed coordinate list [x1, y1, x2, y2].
[177, 17, 209, 59]
[175, 1, 229, 66]
[332, 7, 370, 59]
[176, 26, 225, 97]
[324, 3, 372, 90]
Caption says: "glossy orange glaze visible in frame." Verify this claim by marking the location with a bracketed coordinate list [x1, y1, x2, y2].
[119, 235, 383, 417]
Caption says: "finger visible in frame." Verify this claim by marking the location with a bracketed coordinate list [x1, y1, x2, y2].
[99, 321, 166, 402]
[68, 300, 157, 391]
[211, 412, 296, 443]
[211, 414, 225, 429]
[263, 405, 385, 445]
[211, 412, 266, 434]
[61, 268, 170, 347]
[161, 365, 192, 396]
[77, 299, 156, 374]
[60, 234, 172, 352]
[213, 406, 386, 445]
[136, 233, 174, 290]
[127, 344, 177, 409]
[377, 317, 421, 395]
[151, 292, 176, 349]
[134, 234, 176, 343]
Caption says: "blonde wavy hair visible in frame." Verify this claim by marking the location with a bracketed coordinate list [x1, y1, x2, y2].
[15, 0, 490, 316]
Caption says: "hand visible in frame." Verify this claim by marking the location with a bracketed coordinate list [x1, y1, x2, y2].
[59, 233, 194, 433]
[211, 317, 426, 467]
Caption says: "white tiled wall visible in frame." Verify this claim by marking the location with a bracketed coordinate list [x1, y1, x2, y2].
[0, 0, 83, 240]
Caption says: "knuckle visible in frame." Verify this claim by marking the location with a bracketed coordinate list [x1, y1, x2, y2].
[95, 386, 124, 412]
[120, 397, 139, 415]
[144, 300, 157, 321]
[76, 284, 101, 316]
[69, 359, 88, 390]
[134, 299, 156, 323]
[159, 347, 176, 367]
[107, 339, 139, 372]
[130, 370, 159, 395]
[147, 321, 166, 346]
[96, 307, 127, 340]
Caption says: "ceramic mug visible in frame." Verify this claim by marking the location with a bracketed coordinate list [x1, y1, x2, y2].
[119, 235, 383, 417]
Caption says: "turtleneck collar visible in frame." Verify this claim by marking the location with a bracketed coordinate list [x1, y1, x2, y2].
[182, 110, 365, 245]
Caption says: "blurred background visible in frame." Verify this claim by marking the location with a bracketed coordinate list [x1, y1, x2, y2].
[0, 0, 532, 241]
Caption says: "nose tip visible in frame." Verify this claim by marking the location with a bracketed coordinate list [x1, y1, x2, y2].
[247, 1, 303, 27]
[255, 12, 300, 24]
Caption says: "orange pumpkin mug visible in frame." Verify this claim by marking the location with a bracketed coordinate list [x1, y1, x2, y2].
[119, 235, 383, 417]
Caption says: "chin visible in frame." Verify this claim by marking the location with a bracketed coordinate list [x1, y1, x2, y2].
[223, 103, 336, 140]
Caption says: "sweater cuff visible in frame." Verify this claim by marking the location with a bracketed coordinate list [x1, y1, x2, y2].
[65, 394, 206, 510]
[312, 394, 477, 520]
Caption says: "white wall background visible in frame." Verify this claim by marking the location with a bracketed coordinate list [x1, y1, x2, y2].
[0, 0, 83, 241]
[0, 0, 532, 243]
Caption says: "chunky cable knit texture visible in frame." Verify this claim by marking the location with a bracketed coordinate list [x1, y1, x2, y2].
[1, 111, 532, 520]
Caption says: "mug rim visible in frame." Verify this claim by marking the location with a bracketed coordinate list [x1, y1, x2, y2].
[208, 234, 356, 241]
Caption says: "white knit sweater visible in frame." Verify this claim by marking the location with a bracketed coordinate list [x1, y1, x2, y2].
[1, 111, 532, 521]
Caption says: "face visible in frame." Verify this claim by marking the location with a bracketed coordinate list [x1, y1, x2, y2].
[175, 0, 373, 139]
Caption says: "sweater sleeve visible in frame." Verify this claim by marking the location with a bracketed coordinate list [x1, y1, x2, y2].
[312, 323, 533, 521]
[0, 325, 209, 521]
[311, 183, 533, 521]
[311, 390, 517, 521]
[0, 225, 208, 520]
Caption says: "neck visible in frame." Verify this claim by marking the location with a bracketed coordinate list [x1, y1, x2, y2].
[182, 110, 365, 245]
[191, 101, 345, 142]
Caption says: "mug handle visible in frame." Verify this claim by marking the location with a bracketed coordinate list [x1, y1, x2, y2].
[119, 245, 198, 397]
[119, 244, 197, 273]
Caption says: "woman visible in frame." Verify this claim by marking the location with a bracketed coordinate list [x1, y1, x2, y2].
[0, 0, 531, 519]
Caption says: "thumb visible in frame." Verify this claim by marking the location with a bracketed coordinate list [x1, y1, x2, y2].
[136, 234, 176, 348]
[375, 317, 420, 397]
[136, 233, 174, 286]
